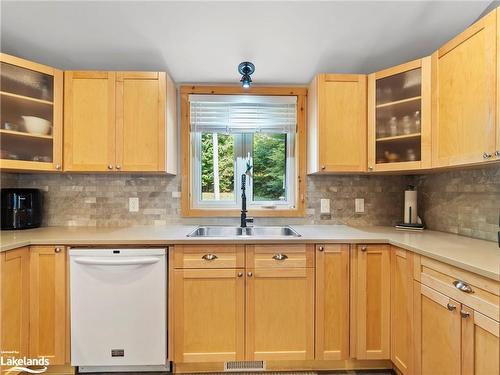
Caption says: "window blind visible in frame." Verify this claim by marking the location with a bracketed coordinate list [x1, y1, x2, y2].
[190, 94, 297, 134]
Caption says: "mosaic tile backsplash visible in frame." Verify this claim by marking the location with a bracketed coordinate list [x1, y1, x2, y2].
[1, 164, 499, 242]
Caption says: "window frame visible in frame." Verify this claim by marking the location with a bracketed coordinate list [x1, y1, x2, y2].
[181, 85, 307, 218]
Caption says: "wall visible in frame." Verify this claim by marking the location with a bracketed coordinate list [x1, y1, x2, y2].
[3, 173, 408, 228]
[2, 164, 499, 242]
[414, 164, 500, 242]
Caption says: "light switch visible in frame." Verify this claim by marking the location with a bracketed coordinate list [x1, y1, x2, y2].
[320, 199, 330, 214]
[129, 197, 139, 212]
[355, 198, 365, 213]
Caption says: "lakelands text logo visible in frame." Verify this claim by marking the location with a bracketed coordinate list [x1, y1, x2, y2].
[1, 351, 50, 374]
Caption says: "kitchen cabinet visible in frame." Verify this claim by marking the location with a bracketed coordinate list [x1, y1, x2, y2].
[414, 283, 499, 375]
[64, 71, 177, 173]
[29, 246, 67, 365]
[315, 244, 349, 360]
[173, 269, 245, 363]
[390, 247, 413, 375]
[431, 10, 497, 167]
[352, 244, 390, 359]
[246, 267, 314, 361]
[0, 53, 63, 172]
[1, 247, 30, 359]
[367, 57, 431, 172]
[307, 74, 367, 173]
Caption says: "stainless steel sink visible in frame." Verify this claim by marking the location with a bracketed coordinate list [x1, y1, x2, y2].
[187, 225, 301, 237]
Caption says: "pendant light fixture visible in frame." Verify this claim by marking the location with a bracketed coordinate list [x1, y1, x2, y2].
[238, 61, 255, 88]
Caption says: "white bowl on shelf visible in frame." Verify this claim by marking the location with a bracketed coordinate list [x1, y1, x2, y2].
[22, 116, 52, 135]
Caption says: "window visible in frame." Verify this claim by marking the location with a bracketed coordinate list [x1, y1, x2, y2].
[190, 94, 297, 210]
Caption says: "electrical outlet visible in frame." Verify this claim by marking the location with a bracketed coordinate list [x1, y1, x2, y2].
[355, 198, 365, 213]
[320, 198, 330, 214]
[129, 197, 139, 212]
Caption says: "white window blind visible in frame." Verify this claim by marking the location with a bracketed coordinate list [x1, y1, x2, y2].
[189, 94, 297, 134]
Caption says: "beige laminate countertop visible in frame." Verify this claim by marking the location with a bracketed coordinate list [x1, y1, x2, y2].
[0, 225, 498, 281]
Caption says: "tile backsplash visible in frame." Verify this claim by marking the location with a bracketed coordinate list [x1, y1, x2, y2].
[2, 164, 499, 242]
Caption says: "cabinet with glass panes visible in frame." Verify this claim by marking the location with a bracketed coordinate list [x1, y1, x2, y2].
[0, 53, 63, 171]
[367, 57, 431, 172]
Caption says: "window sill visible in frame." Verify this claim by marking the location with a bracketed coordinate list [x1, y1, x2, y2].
[181, 207, 305, 218]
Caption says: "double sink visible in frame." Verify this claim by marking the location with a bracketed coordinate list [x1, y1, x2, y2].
[187, 225, 301, 237]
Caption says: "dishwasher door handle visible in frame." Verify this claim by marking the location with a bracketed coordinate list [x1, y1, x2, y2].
[74, 257, 160, 266]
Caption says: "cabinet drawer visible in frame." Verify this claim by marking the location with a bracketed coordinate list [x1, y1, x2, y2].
[173, 245, 244, 269]
[246, 244, 314, 268]
[414, 255, 499, 321]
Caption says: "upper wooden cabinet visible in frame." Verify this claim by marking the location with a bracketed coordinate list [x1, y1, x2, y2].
[368, 57, 431, 172]
[64, 71, 177, 173]
[0, 53, 63, 172]
[432, 10, 498, 167]
[307, 74, 367, 173]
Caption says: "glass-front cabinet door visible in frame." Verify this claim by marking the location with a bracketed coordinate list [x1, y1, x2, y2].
[367, 57, 431, 172]
[0, 53, 63, 171]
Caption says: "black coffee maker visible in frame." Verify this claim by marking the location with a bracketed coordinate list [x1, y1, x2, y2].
[1, 188, 42, 229]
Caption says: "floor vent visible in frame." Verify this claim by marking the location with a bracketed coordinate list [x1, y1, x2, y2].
[224, 361, 266, 372]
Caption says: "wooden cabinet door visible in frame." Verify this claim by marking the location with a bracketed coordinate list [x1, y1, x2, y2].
[414, 283, 462, 375]
[390, 247, 414, 375]
[116, 72, 165, 172]
[308, 74, 367, 173]
[354, 244, 390, 359]
[29, 246, 66, 365]
[461, 306, 499, 375]
[64, 71, 116, 171]
[246, 267, 314, 361]
[432, 11, 497, 167]
[1, 247, 30, 359]
[315, 244, 349, 360]
[173, 269, 244, 363]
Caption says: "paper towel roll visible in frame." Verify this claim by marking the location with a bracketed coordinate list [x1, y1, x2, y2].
[404, 190, 418, 224]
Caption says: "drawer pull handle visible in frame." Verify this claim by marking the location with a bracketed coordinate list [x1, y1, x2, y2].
[272, 253, 288, 261]
[202, 253, 218, 261]
[446, 303, 456, 311]
[453, 280, 474, 294]
[460, 310, 471, 319]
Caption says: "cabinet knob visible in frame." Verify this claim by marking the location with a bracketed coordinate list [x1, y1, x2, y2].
[446, 303, 456, 311]
[495, 150, 500, 157]
[55, 164, 61, 170]
[360, 246, 367, 252]
[482, 152, 492, 159]
[237, 272, 243, 278]
[55, 247, 62, 253]
[368, 166, 373, 171]
[318, 246, 324, 252]
[247, 272, 253, 277]
[107, 164, 114, 170]
[460, 310, 471, 319]
[321, 165, 326, 170]
[116, 165, 121, 170]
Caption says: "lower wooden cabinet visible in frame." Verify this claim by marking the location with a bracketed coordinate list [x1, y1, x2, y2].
[315, 244, 349, 360]
[173, 268, 245, 363]
[352, 244, 391, 360]
[246, 267, 314, 361]
[29, 246, 67, 364]
[414, 281, 500, 375]
[390, 247, 413, 374]
[1, 247, 30, 358]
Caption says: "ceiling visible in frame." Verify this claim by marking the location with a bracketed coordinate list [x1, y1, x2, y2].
[0, 1, 495, 85]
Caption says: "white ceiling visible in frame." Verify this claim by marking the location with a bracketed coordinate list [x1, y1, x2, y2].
[0, 1, 495, 84]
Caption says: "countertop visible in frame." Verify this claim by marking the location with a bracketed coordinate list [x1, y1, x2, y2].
[1, 225, 498, 280]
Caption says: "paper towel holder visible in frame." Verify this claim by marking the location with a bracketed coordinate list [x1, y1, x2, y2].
[395, 185, 424, 231]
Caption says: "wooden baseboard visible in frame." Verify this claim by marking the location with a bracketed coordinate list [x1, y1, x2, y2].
[173, 359, 393, 373]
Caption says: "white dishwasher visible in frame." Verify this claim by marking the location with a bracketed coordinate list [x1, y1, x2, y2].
[70, 248, 168, 373]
